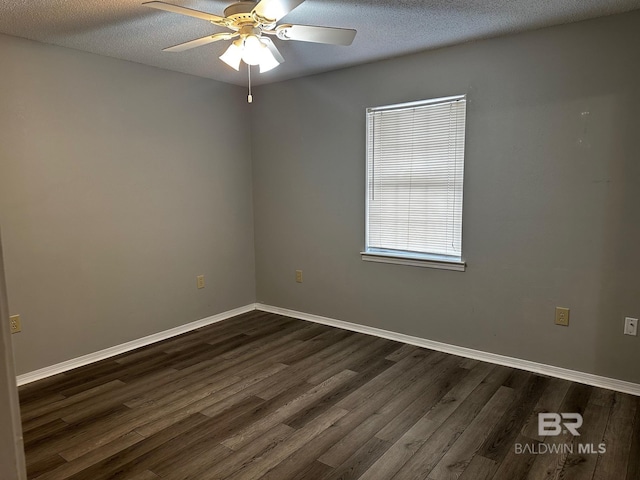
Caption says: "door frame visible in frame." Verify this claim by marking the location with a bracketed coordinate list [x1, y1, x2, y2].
[0, 229, 27, 479]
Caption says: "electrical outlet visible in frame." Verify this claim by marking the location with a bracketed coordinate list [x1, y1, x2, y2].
[624, 317, 638, 336]
[10, 314, 21, 334]
[555, 307, 570, 326]
[196, 275, 205, 289]
[295, 270, 303, 283]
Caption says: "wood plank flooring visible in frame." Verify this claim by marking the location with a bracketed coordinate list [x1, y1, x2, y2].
[19, 311, 640, 479]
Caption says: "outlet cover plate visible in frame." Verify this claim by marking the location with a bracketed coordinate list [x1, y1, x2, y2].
[10, 314, 21, 334]
[555, 307, 570, 326]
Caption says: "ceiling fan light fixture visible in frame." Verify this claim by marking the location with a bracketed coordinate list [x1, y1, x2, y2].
[219, 40, 243, 70]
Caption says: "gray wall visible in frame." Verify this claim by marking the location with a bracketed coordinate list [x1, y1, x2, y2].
[0, 234, 26, 479]
[2, 11, 640, 384]
[251, 12, 640, 383]
[0, 34, 256, 375]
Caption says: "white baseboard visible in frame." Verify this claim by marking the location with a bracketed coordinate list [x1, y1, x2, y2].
[257, 303, 640, 397]
[16, 304, 257, 386]
[18, 301, 640, 397]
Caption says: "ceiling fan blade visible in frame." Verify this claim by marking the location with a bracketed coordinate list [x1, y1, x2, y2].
[261, 37, 285, 64]
[163, 32, 238, 52]
[276, 24, 357, 46]
[252, 0, 305, 23]
[143, 1, 226, 24]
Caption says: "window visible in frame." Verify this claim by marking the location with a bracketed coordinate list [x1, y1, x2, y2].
[362, 95, 467, 271]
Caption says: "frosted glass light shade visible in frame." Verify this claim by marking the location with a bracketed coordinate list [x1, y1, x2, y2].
[258, 47, 279, 73]
[241, 35, 265, 65]
[220, 41, 242, 71]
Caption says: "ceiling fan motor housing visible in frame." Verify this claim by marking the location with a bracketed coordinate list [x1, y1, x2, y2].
[224, 1, 273, 28]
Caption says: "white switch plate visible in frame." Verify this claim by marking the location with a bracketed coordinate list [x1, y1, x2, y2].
[624, 317, 638, 336]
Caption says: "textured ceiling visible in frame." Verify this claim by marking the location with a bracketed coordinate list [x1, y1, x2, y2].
[2, 0, 640, 86]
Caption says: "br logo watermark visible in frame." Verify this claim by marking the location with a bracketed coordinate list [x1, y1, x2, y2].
[538, 413, 583, 436]
[514, 413, 606, 455]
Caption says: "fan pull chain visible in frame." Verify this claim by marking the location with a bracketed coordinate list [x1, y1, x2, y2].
[247, 64, 253, 103]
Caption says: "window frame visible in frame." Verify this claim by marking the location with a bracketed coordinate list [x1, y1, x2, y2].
[361, 95, 467, 272]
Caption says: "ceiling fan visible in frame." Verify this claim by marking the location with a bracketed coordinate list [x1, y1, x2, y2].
[143, 0, 357, 74]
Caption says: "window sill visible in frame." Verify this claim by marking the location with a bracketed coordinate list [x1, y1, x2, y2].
[360, 251, 466, 272]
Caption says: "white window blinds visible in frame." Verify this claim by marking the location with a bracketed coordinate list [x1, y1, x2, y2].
[366, 95, 466, 260]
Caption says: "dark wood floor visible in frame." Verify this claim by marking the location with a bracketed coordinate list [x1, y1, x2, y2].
[19, 311, 640, 480]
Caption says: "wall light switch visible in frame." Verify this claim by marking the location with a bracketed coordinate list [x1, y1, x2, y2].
[295, 270, 303, 283]
[196, 275, 205, 289]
